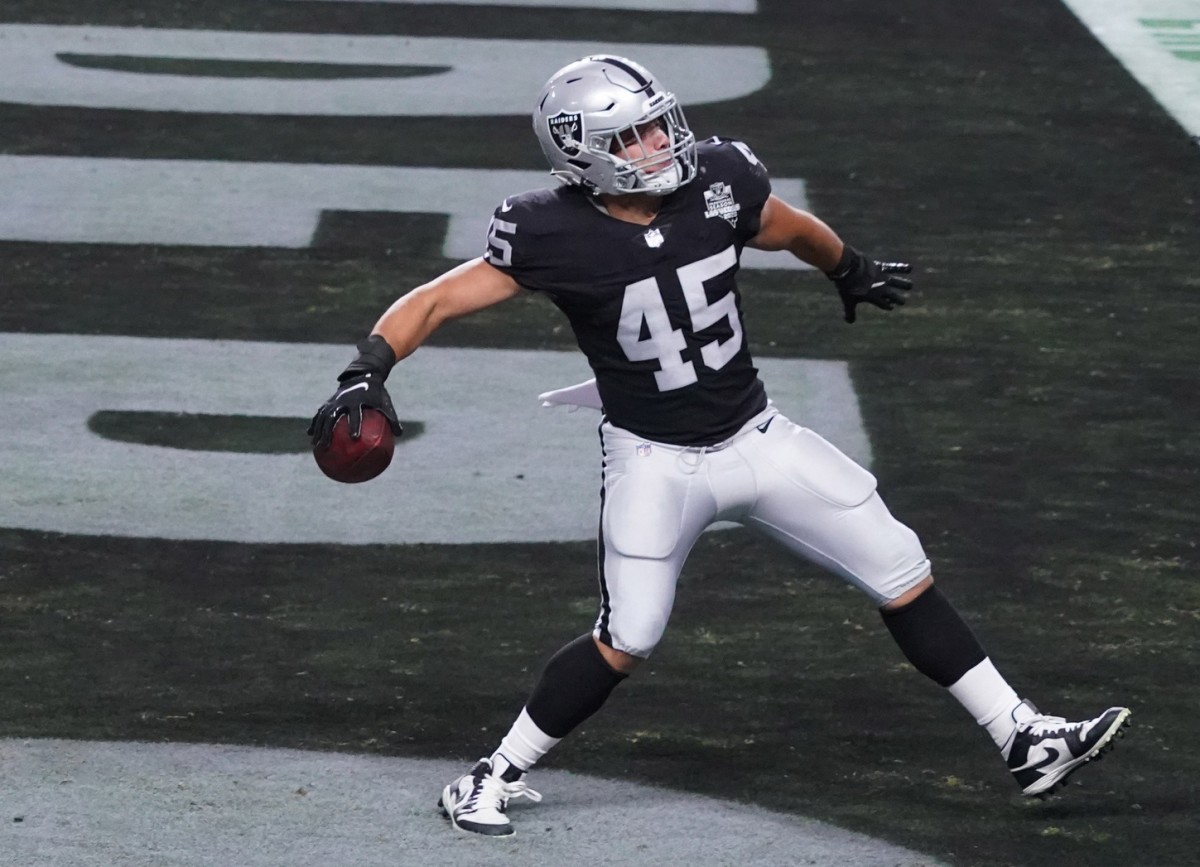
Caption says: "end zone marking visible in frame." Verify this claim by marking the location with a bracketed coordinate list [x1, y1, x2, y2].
[0, 334, 870, 545]
[0, 739, 947, 867]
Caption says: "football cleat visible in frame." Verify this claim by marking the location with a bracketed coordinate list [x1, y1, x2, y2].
[1003, 701, 1131, 797]
[437, 757, 542, 837]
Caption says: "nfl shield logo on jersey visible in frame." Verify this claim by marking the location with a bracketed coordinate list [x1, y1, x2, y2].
[643, 228, 665, 248]
[547, 110, 583, 155]
[703, 182, 741, 226]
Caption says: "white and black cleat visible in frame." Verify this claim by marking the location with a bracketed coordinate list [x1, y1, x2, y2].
[1003, 701, 1131, 797]
[438, 757, 542, 837]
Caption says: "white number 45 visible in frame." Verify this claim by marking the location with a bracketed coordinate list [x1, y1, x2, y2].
[617, 245, 741, 391]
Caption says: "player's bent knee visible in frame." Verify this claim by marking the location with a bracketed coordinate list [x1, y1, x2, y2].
[602, 613, 669, 660]
[845, 497, 931, 604]
[593, 637, 642, 674]
[881, 575, 935, 610]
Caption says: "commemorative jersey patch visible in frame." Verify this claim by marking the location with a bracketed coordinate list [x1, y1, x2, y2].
[703, 182, 741, 226]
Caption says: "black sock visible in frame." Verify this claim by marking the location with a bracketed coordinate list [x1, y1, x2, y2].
[525, 634, 628, 739]
[880, 585, 987, 687]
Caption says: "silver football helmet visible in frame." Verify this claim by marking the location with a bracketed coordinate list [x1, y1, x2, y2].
[533, 55, 697, 196]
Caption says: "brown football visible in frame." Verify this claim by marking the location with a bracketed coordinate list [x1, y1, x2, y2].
[313, 408, 395, 483]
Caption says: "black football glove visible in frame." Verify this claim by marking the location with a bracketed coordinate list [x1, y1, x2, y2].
[825, 245, 913, 324]
[308, 334, 404, 449]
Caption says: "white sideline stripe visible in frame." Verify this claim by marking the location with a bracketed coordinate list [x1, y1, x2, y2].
[0, 334, 871, 545]
[1059, 0, 1200, 137]
[0, 739, 946, 867]
[282, 0, 757, 10]
[0, 155, 811, 270]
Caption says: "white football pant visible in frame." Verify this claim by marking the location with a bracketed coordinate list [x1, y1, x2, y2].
[595, 406, 931, 657]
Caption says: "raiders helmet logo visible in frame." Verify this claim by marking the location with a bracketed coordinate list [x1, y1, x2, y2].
[547, 110, 583, 156]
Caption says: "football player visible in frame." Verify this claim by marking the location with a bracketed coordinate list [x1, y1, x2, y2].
[309, 55, 1130, 837]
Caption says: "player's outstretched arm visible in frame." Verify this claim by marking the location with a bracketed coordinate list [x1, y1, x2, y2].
[308, 259, 521, 448]
[748, 194, 913, 324]
[747, 194, 844, 270]
[371, 257, 523, 362]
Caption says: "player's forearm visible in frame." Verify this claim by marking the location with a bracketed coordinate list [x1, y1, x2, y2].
[371, 284, 444, 363]
[750, 196, 844, 271]
[776, 207, 844, 272]
[370, 258, 522, 362]
[370, 262, 486, 362]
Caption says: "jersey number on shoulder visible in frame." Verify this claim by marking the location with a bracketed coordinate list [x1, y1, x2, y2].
[730, 140, 762, 167]
[709, 136, 763, 169]
[617, 245, 741, 392]
[486, 216, 516, 267]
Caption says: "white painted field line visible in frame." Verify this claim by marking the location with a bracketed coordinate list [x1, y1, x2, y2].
[1060, 0, 1200, 138]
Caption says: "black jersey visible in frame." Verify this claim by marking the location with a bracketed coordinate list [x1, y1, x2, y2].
[484, 137, 772, 446]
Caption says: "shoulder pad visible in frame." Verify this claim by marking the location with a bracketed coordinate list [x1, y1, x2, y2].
[484, 185, 586, 271]
[699, 136, 769, 173]
[489, 186, 581, 234]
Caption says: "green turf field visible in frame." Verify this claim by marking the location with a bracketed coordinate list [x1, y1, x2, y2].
[2, 2, 1198, 865]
